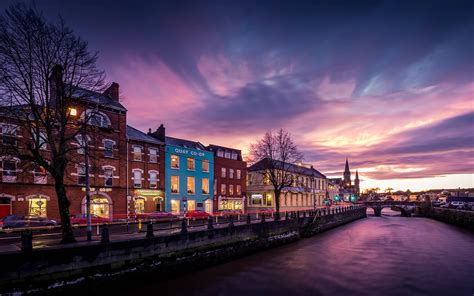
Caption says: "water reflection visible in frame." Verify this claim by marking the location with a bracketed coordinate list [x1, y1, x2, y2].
[91, 209, 474, 296]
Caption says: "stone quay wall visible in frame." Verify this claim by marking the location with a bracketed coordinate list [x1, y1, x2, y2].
[0, 206, 367, 293]
[428, 207, 474, 230]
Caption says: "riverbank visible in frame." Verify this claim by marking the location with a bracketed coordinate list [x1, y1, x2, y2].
[428, 207, 474, 230]
[0, 206, 366, 294]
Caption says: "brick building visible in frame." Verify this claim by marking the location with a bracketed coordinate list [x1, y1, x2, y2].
[206, 145, 247, 212]
[0, 82, 165, 220]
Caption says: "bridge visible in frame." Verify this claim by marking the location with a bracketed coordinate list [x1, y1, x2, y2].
[364, 201, 428, 217]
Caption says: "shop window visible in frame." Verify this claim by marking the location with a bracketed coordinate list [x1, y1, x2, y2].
[263, 193, 273, 206]
[221, 184, 226, 195]
[133, 146, 143, 161]
[171, 175, 179, 193]
[34, 164, 47, 184]
[149, 171, 158, 189]
[236, 185, 241, 195]
[205, 199, 213, 214]
[1, 124, 17, 146]
[90, 196, 110, 218]
[229, 184, 234, 195]
[104, 140, 114, 158]
[135, 198, 145, 214]
[2, 159, 17, 183]
[229, 169, 234, 179]
[149, 148, 158, 163]
[202, 178, 209, 194]
[187, 200, 196, 211]
[133, 170, 142, 188]
[236, 170, 241, 180]
[28, 197, 47, 217]
[187, 176, 195, 194]
[202, 159, 209, 172]
[104, 167, 113, 187]
[187, 158, 195, 171]
[77, 164, 86, 185]
[171, 199, 180, 214]
[171, 155, 179, 169]
[250, 194, 262, 206]
[221, 167, 226, 178]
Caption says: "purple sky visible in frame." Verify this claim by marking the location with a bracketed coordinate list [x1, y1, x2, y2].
[2, 0, 473, 190]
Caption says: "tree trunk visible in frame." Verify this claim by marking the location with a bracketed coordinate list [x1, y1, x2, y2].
[274, 189, 281, 220]
[54, 176, 76, 243]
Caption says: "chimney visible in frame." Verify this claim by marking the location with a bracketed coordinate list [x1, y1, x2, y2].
[103, 82, 120, 101]
[148, 124, 166, 142]
[49, 65, 63, 102]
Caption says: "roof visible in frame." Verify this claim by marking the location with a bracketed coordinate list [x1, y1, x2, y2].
[165, 136, 206, 150]
[72, 87, 127, 112]
[127, 125, 164, 145]
[207, 144, 242, 160]
[249, 158, 326, 178]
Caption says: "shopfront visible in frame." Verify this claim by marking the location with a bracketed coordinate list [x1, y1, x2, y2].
[81, 192, 113, 219]
[132, 189, 164, 214]
[218, 196, 244, 211]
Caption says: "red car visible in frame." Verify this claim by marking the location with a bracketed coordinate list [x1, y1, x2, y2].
[136, 211, 177, 221]
[185, 210, 211, 219]
[70, 214, 110, 226]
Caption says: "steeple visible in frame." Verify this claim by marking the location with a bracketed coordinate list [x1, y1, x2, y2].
[355, 169, 360, 196]
[343, 158, 351, 188]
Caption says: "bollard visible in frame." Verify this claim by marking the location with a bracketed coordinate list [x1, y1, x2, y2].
[101, 224, 110, 244]
[215, 216, 218, 223]
[146, 222, 154, 239]
[256, 212, 259, 219]
[229, 215, 234, 228]
[138, 219, 142, 232]
[96, 223, 100, 235]
[181, 219, 188, 234]
[208, 216, 214, 230]
[187, 218, 190, 226]
[21, 230, 33, 252]
[285, 211, 289, 220]
[261, 213, 266, 223]
[247, 213, 251, 225]
[238, 214, 240, 222]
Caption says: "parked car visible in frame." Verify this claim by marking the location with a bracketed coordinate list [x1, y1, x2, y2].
[450, 201, 465, 209]
[136, 211, 177, 221]
[185, 210, 211, 219]
[70, 214, 110, 225]
[0, 215, 57, 229]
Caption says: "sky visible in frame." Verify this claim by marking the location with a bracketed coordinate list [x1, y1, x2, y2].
[1, 0, 473, 191]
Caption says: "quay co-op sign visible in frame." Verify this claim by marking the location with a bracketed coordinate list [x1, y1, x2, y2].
[173, 147, 206, 157]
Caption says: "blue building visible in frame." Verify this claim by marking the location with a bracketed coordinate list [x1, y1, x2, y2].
[163, 136, 214, 214]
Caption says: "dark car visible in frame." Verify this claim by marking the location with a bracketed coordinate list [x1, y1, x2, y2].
[0, 214, 57, 229]
[136, 211, 177, 221]
[70, 214, 110, 226]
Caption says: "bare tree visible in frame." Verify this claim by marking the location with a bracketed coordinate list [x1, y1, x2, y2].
[250, 129, 303, 220]
[0, 4, 106, 243]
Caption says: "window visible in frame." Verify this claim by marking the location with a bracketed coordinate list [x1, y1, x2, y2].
[217, 149, 224, 157]
[187, 176, 195, 194]
[149, 148, 158, 163]
[84, 110, 111, 128]
[236, 169, 241, 179]
[187, 158, 195, 171]
[104, 167, 113, 187]
[187, 200, 196, 211]
[149, 171, 158, 189]
[133, 146, 143, 161]
[221, 167, 226, 178]
[29, 198, 47, 217]
[229, 169, 234, 179]
[171, 175, 179, 193]
[33, 131, 47, 150]
[135, 198, 145, 214]
[221, 184, 226, 195]
[133, 170, 142, 188]
[77, 164, 86, 185]
[171, 155, 179, 169]
[34, 165, 47, 184]
[202, 178, 209, 194]
[202, 159, 209, 172]
[236, 185, 241, 195]
[250, 194, 262, 205]
[224, 151, 231, 159]
[229, 184, 234, 195]
[263, 174, 270, 185]
[76, 135, 88, 154]
[1, 125, 17, 146]
[264, 193, 273, 206]
[104, 140, 114, 158]
[171, 199, 180, 214]
[231, 152, 238, 160]
[2, 159, 17, 182]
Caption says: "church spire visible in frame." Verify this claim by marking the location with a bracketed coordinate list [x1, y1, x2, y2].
[354, 169, 360, 196]
[345, 158, 350, 173]
[343, 158, 351, 188]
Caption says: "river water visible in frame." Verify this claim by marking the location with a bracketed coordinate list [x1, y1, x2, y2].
[85, 209, 474, 296]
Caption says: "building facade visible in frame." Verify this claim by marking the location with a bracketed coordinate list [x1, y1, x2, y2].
[162, 136, 214, 214]
[246, 159, 327, 212]
[206, 145, 247, 212]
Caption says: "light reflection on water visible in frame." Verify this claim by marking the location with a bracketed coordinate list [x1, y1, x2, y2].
[92, 209, 474, 296]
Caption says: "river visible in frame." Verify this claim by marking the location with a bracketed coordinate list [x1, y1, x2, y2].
[83, 209, 474, 296]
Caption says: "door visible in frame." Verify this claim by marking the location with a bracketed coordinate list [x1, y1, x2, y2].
[0, 197, 11, 218]
[171, 200, 180, 214]
[205, 199, 212, 214]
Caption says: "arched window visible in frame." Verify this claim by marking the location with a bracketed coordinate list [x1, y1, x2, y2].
[81, 110, 111, 128]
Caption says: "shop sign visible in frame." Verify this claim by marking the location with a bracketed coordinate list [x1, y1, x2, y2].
[173, 147, 206, 157]
[134, 189, 163, 197]
[81, 187, 112, 192]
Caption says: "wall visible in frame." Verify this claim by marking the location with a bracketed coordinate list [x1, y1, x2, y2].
[0, 207, 366, 293]
[428, 207, 474, 230]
